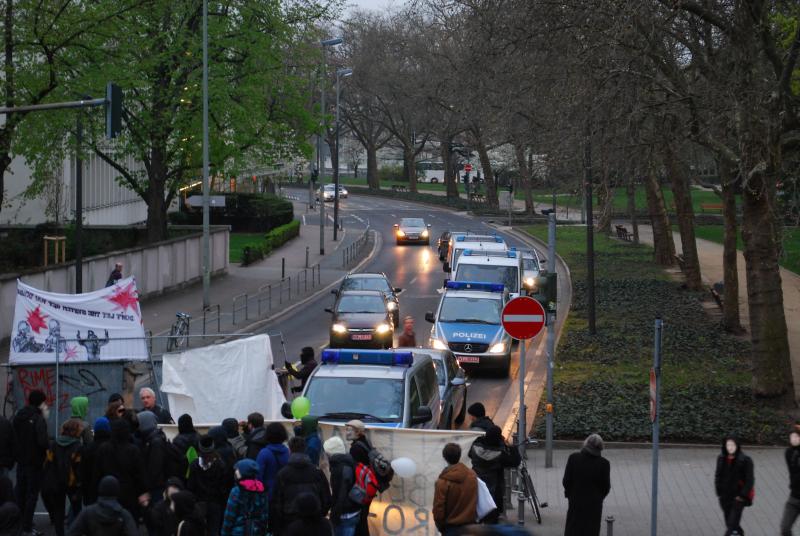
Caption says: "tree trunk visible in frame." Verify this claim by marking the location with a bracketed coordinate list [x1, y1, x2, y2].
[663, 146, 702, 289]
[476, 139, 497, 209]
[403, 145, 417, 193]
[514, 144, 534, 215]
[627, 180, 639, 244]
[644, 168, 675, 266]
[366, 144, 378, 189]
[719, 158, 744, 334]
[442, 139, 458, 199]
[596, 167, 613, 233]
[146, 184, 168, 243]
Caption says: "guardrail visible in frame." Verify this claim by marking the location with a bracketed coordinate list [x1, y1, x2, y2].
[343, 227, 372, 268]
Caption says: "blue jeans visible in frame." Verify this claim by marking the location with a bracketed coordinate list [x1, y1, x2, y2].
[334, 512, 361, 536]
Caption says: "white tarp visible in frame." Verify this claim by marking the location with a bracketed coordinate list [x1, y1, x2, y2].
[160, 334, 286, 422]
[10, 277, 148, 365]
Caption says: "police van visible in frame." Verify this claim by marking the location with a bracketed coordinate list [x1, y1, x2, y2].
[453, 249, 524, 297]
[300, 349, 442, 429]
[444, 234, 507, 273]
[425, 281, 513, 376]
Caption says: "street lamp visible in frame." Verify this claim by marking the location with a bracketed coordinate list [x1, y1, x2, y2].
[318, 37, 343, 255]
[201, 0, 210, 308]
[333, 67, 352, 241]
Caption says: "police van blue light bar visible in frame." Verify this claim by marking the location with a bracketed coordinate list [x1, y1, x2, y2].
[445, 281, 505, 292]
[506, 251, 517, 258]
[321, 349, 414, 367]
[456, 235, 504, 243]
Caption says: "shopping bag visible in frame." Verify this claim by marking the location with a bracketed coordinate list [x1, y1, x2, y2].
[476, 477, 497, 521]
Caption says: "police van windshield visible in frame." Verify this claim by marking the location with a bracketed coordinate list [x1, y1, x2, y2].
[439, 296, 501, 324]
[455, 264, 519, 291]
[342, 277, 392, 293]
[337, 295, 385, 313]
[305, 377, 403, 422]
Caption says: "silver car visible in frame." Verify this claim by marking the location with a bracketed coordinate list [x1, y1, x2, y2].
[394, 217, 431, 245]
[522, 250, 545, 294]
[402, 347, 467, 429]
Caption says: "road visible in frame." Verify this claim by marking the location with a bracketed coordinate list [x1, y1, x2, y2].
[264, 189, 550, 427]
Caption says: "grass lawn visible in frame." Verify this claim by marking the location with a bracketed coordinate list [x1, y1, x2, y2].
[689, 225, 800, 275]
[524, 225, 789, 443]
[532, 186, 733, 215]
[229, 233, 263, 263]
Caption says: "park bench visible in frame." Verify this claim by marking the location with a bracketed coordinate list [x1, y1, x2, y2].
[469, 192, 486, 203]
[710, 281, 724, 310]
[700, 203, 724, 213]
[615, 225, 633, 242]
[391, 185, 408, 193]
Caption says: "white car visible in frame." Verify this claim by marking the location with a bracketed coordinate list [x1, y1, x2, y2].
[316, 184, 347, 201]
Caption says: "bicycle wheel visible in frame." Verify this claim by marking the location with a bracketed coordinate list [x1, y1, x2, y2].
[173, 319, 189, 348]
[524, 470, 542, 524]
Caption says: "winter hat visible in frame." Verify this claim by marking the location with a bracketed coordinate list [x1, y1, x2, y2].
[300, 346, 315, 364]
[93, 417, 111, 434]
[70, 396, 89, 419]
[485, 425, 503, 447]
[265, 422, 288, 445]
[98, 475, 120, 498]
[323, 435, 346, 456]
[234, 459, 259, 480]
[208, 426, 228, 447]
[222, 418, 239, 439]
[583, 433, 604, 456]
[301, 415, 319, 435]
[28, 390, 46, 407]
[198, 434, 215, 455]
[345, 419, 365, 433]
[107, 393, 123, 405]
[177, 414, 194, 434]
[468, 402, 486, 419]
[137, 410, 157, 434]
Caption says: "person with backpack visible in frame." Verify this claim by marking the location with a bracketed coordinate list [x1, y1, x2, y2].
[222, 418, 246, 460]
[345, 420, 393, 536]
[346, 420, 372, 468]
[269, 436, 331, 534]
[172, 414, 200, 456]
[714, 436, 754, 536]
[209, 425, 237, 469]
[66, 476, 138, 536]
[256, 422, 289, 497]
[69, 397, 93, 446]
[433, 443, 478, 535]
[42, 419, 85, 536]
[468, 425, 521, 524]
[81, 418, 110, 506]
[187, 435, 233, 536]
[284, 492, 334, 536]
[467, 403, 494, 433]
[13, 389, 49, 536]
[221, 459, 268, 536]
[93, 419, 148, 519]
[324, 436, 361, 536]
[171, 490, 206, 536]
[294, 416, 322, 466]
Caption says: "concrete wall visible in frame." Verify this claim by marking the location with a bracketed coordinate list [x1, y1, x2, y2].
[0, 226, 229, 341]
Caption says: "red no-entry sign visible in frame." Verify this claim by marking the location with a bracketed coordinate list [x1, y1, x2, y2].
[464, 163, 473, 172]
[502, 297, 546, 340]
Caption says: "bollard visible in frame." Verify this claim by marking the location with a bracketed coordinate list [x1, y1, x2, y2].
[281, 257, 285, 279]
[305, 246, 309, 268]
[606, 516, 615, 536]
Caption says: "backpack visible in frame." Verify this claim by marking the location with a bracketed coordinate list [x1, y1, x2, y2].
[368, 449, 394, 492]
[42, 441, 82, 495]
[348, 462, 379, 505]
[164, 439, 189, 479]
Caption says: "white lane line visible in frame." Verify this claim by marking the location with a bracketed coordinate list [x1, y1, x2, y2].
[408, 276, 418, 286]
[302, 215, 306, 225]
[503, 314, 544, 322]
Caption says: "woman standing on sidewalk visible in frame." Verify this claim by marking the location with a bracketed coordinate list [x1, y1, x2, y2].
[714, 436, 754, 536]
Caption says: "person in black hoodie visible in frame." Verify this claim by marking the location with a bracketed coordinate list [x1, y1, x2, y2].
[323, 435, 361, 535]
[269, 436, 332, 534]
[66, 476, 138, 536]
[81, 418, 111, 506]
[172, 414, 200, 456]
[146, 477, 184, 536]
[41, 419, 85, 536]
[0, 472, 21, 536]
[12, 389, 49, 535]
[93, 419, 148, 518]
[208, 425, 236, 469]
[562, 433, 611, 536]
[187, 435, 232, 536]
[467, 403, 494, 433]
[244, 413, 268, 460]
[715, 436, 754, 536]
[0, 415, 15, 478]
[285, 492, 334, 536]
[468, 425, 521, 523]
[781, 430, 800, 535]
[171, 491, 206, 536]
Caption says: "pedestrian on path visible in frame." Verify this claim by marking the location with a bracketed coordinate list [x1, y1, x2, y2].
[397, 316, 417, 347]
[105, 263, 123, 287]
[781, 430, 800, 535]
[433, 443, 478, 535]
[286, 347, 318, 393]
[714, 436, 754, 536]
[562, 433, 611, 536]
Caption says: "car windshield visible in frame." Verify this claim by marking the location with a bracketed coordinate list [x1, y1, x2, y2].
[324, 185, 335, 190]
[401, 218, 425, 227]
[342, 277, 392, 293]
[439, 296, 501, 324]
[306, 377, 404, 422]
[522, 256, 538, 270]
[455, 264, 519, 291]
[337, 294, 385, 313]
[432, 359, 446, 386]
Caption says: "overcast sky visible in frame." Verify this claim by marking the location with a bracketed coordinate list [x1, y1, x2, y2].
[343, 0, 399, 14]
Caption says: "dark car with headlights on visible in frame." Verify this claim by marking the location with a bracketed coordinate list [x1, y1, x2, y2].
[325, 290, 394, 348]
[333, 272, 402, 327]
[394, 217, 431, 245]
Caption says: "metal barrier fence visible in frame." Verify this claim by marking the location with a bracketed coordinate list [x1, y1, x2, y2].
[343, 227, 372, 268]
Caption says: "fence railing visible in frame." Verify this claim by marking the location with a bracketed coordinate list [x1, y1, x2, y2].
[343, 227, 372, 268]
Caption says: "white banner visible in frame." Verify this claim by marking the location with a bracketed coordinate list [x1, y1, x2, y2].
[10, 277, 148, 365]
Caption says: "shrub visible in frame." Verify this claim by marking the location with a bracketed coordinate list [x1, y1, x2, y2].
[173, 193, 293, 232]
[240, 220, 301, 265]
[378, 165, 405, 183]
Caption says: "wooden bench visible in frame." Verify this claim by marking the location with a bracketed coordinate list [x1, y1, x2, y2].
[710, 282, 724, 310]
[674, 254, 686, 271]
[700, 203, 724, 213]
[469, 192, 486, 203]
[615, 225, 633, 242]
[391, 185, 408, 193]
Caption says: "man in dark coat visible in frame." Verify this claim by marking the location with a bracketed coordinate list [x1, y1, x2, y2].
[562, 433, 611, 536]
[138, 388, 173, 425]
[81, 418, 111, 506]
[715, 436, 754, 536]
[0, 472, 21, 536]
[187, 435, 232, 536]
[467, 403, 494, 433]
[13, 389, 49, 535]
[66, 476, 138, 536]
[781, 430, 800, 535]
[468, 425, 521, 523]
[172, 414, 200, 455]
[93, 419, 148, 518]
[269, 436, 331, 534]
[243, 413, 268, 460]
[137, 409, 171, 531]
[0, 415, 15, 478]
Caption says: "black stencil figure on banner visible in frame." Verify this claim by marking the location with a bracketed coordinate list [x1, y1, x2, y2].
[43, 320, 67, 354]
[77, 329, 109, 361]
[12, 321, 42, 353]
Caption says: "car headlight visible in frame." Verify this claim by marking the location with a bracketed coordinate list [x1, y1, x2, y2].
[431, 339, 448, 350]
[396, 229, 405, 237]
[332, 323, 347, 334]
[524, 277, 536, 289]
[489, 342, 506, 353]
[375, 323, 391, 334]
[387, 301, 397, 310]
[421, 229, 429, 238]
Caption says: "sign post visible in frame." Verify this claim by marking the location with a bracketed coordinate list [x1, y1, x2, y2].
[651, 317, 663, 536]
[545, 212, 556, 468]
[502, 296, 546, 526]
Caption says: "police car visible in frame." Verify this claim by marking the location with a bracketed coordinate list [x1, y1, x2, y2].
[424, 281, 512, 376]
[300, 349, 441, 429]
[453, 249, 523, 297]
[444, 234, 506, 273]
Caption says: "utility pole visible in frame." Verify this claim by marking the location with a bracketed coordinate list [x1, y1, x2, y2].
[75, 113, 83, 293]
[545, 212, 556, 467]
[584, 119, 596, 334]
[201, 0, 210, 309]
[318, 38, 343, 255]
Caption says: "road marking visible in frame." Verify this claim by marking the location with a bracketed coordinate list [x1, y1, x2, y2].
[408, 276, 418, 286]
[302, 215, 306, 225]
[503, 314, 544, 322]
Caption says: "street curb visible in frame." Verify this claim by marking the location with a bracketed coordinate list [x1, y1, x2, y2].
[228, 229, 381, 338]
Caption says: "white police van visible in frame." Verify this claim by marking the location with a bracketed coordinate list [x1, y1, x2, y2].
[300, 349, 442, 429]
[425, 281, 512, 376]
[453, 249, 524, 297]
[444, 234, 506, 273]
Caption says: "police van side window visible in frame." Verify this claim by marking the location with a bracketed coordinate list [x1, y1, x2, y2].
[409, 377, 422, 414]
[417, 365, 437, 405]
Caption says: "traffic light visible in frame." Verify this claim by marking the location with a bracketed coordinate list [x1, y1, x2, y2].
[106, 83, 122, 139]
[531, 271, 557, 315]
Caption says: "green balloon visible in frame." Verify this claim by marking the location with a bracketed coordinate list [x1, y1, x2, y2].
[291, 396, 311, 419]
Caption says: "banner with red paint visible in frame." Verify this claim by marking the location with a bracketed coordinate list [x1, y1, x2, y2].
[10, 277, 148, 365]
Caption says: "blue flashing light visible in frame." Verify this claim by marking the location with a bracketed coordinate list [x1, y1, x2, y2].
[456, 236, 466, 242]
[445, 280, 505, 292]
[495, 236, 505, 243]
[463, 249, 473, 256]
[506, 251, 517, 258]
[321, 349, 414, 367]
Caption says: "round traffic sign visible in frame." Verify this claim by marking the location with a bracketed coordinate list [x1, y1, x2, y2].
[464, 163, 473, 172]
[502, 297, 546, 340]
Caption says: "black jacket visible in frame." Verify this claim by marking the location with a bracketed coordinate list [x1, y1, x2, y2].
[468, 437, 520, 510]
[0, 416, 15, 470]
[140, 429, 170, 491]
[269, 453, 332, 533]
[172, 431, 200, 456]
[349, 436, 372, 466]
[284, 491, 333, 536]
[66, 497, 138, 536]
[245, 428, 268, 461]
[788, 446, 800, 500]
[715, 442, 754, 505]
[562, 448, 611, 536]
[93, 424, 147, 514]
[139, 406, 173, 425]
[81, 432, 109, 505]
[469, 417, 494, 433]
[146, 498, 178, 536]
[328, 453, 361, 519]
[12, 405, 48, 466]
[187, 457, 233, 506]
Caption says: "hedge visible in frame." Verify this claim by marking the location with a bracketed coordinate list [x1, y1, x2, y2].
[240, 220, 301, 265]
[171, 193, 293, 232]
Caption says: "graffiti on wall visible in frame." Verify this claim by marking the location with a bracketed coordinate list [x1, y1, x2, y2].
[16, 366, 109, 411]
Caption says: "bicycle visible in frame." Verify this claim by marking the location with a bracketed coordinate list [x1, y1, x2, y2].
[512, 436, 547, 524]
[167, 312, 191, 352]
